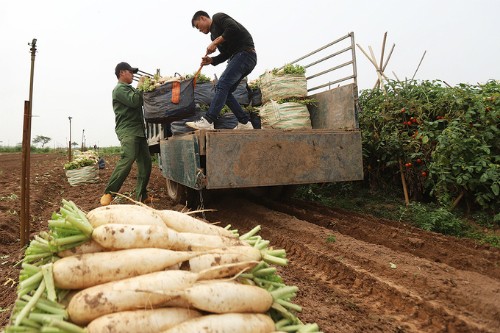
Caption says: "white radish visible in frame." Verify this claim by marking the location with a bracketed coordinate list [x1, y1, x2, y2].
[157, 209, 237, 238]
[68, 261, 257, 325]
[162, 280, 274, 313]
[86, 308, 202, 333]
[86, 204, 165, 228]
[53, 248, 216, 289]
[178, 246, 262, 272]
[91, 224, 246, 251]
[57, 239, 106, 257]
[162, 313, 276, 333]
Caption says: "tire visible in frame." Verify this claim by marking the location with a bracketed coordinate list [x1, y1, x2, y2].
[166, 178, 199, 209]
[166, 178, 187, 204]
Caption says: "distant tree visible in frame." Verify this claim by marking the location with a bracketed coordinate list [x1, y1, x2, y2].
[71, 142, 78, 148]
[32, 135, 51, 147]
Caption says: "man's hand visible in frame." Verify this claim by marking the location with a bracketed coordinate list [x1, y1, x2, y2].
[206, 42, 217, 55]
[201, 56, 213, 66]
[136, 76, 146, 89]
[206, 36, 224, 55]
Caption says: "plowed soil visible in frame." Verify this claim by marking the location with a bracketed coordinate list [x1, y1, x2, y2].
[1, 152, 499, 333]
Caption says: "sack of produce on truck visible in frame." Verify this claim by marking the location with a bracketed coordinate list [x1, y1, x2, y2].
[212, 76, 250, 106]
[194, 81, 216, 106]
[193, 73, 215, 106]
[6, 200, 322, 333]
[214, 107, 239, 129]
[259, 100, 312, 130]
[259, 64, 307, 104]
[249, 79, 263, 106]
[63, 150, 100, 186]
[143, 76, 196, 123]
[170, 108, 206, 136]
[233, 77, 251, 106]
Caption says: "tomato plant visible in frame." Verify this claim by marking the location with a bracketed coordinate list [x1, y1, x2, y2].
[359, 79, 499, 217]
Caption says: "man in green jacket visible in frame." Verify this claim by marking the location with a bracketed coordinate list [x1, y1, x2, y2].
[100, 62, 152, 206]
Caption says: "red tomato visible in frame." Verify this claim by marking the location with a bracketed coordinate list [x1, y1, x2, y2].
[401, 108, 406, 113]
[416, 158, 422, 164]
[421, 171, 427, 177]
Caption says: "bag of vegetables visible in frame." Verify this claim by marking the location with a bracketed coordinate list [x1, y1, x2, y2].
[63, 151, 100, 186]
[143, 77, 196, 123]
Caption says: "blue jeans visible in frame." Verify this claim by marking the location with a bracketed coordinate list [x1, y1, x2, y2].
[204, 50, 257, 123]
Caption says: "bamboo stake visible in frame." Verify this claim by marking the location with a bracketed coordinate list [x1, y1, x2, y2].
[374, 32, 388, 88]
[399, 159, 410, 206]
[369, 46, 387, 91]
[411, 50, 427, 81]
[382, 43, 395, 72]
[357, 43, 388, 92]
[379, 32, 387, 73]
[392, 71, 401, 82]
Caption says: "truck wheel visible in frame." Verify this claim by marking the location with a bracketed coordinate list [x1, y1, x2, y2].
[166, 179, 187, 204]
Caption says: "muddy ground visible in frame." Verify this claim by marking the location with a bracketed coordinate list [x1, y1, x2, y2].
[0, 152, 499, 333]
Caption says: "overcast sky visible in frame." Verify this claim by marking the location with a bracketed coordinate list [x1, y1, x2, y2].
[1, 0, 499, 148]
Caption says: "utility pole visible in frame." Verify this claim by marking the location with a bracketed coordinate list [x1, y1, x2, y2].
[81, 129, 85, 151]
[20, 38, 37, 246]
[68, 116, 72, 161]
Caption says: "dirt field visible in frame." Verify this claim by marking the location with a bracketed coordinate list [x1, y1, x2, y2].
[1, 152, 499, 333]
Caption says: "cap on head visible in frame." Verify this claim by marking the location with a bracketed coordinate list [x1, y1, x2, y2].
[115, 62, 138, 78]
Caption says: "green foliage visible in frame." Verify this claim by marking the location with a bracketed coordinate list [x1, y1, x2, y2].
[276, 97, 317, 106]
[359, 79, 500, 215]
[187, 72, 212, 84]
[137, 76, 156, 92]
[294, 183, 499, 247]
[32, 135, 51, 148]
[272, 64, 306, 76]
[326, 235, 336, 243]
[400, 202, 465, 236]
[64, 150, 99, 170]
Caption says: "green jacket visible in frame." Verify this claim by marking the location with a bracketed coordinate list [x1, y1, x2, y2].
[112, 82, 146, 139]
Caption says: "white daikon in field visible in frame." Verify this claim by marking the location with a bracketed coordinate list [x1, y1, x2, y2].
[91, 223, 246, 251]
[53, 248, 231, 289]
[67, 261, 258, 325]
[86, 308, 202, 333]
[162, 313, 276, 333]
[87, 204, 236, 238]
[86, 204, 165, 227]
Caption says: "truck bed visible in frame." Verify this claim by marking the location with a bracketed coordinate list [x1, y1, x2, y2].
[159, 128, 362, 190]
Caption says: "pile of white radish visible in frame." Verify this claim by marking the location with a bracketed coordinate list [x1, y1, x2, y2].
[6, 200, 322, 333]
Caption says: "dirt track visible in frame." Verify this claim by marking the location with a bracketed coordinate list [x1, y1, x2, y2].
[1, 152, 499, 332]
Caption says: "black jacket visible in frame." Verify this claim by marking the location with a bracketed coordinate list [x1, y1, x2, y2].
[210, 12, 255, 66]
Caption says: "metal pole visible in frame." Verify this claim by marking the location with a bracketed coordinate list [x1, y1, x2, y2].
[20, 38, 37, 246]
[81, 129, 85, 151]
[68, 116, 72, 162]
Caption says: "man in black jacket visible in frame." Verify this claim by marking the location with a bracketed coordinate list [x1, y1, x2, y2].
[186, 11, 257, 130]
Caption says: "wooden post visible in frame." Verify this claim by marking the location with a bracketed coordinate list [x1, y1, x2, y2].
[399, 159, 410, 206]
[20, 101, 31, 245]
[20, 39, 37, 246]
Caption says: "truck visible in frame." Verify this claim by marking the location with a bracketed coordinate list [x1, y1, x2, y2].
[145, 32, 363, 207]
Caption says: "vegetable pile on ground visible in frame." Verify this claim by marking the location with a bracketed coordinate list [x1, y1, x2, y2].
[63, 151, 100, 186]
[63, 151, 99, 171]
[5, 200, 322, 332]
